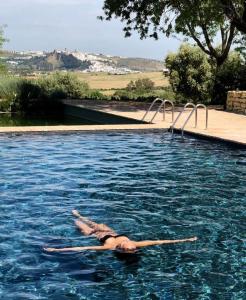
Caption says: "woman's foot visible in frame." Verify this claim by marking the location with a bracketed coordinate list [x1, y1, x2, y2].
[72, 210, 80, 218]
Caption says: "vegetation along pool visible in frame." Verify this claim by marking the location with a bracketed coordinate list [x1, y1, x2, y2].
[0, 132, 245, 299]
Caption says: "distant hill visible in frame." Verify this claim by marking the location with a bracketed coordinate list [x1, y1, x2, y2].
[113, 57, 164, 72]
[1, 50, 164, 74]
[29, 52, 92, 71]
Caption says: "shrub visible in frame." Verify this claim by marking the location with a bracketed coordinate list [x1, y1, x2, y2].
[213, 52, 246, 106]
[0, 72, 106, 114]
[165, 44, 213, 104]
[126, 78, 155, 92]
[37, 72, 90, 99]
[0, 27, 7, 75]
[0, 63, 6, 74]
[10, 80, 63, 114]
[112, 86, 175, 102]
[12, 72, 96, 113]
[0, 76, 21, 111]
[84, 89, 107, 100]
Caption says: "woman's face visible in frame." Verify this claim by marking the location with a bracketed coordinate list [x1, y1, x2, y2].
[118, 240, 137, 253]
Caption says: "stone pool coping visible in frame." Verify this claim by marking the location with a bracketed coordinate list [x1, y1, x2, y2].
[0, 124, 167, 134]
[0, 101, 245, 148]
[0, 124, 245, 149]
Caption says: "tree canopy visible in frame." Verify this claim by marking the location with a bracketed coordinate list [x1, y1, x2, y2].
[0, 27, 6, 73]
[165, 44, 213, 104]
[101, 0, 239, 66]
[220, 0, 246, 33]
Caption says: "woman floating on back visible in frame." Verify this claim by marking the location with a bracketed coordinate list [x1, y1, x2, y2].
[44, 210, 197, 254]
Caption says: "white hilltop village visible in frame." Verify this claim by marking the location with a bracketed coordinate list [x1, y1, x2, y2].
[70, 50, 131, 73]
[3, 49, 167, 74]
[5, 49, 145, 74]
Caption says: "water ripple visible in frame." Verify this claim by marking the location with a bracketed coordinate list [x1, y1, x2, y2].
[0, 132, 245, 299]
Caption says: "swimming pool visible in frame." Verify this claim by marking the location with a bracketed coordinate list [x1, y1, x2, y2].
[0, 132, 245, 299]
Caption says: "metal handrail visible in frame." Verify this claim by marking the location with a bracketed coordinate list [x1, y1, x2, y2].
[150, 100, 165, 123]
[142, 98, 175, 123]
[150, 99, 175, 123]
[181, 106, 197, 137]
[163, 100, 174, 123]
[171, 103, 196, 135]
[195, 104, 208, 129]
[142, 98, 164, 122]
[171, 102, 208, 137]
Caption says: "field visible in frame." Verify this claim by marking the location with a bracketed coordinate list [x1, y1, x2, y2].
[76, 71, 169, 94]
[23, 71, 170, 97]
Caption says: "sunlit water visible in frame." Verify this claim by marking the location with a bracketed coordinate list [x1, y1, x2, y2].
[0, 132, 245, 300]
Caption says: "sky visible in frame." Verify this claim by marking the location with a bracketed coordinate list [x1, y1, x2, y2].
[0, 0, 181, 60]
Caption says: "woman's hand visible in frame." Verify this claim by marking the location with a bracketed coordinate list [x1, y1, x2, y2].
[188, 237, 198, 242]
[44, 247, 56, 252]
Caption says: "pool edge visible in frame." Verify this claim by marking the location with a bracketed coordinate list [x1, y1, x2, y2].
[0, 125, 245, 149]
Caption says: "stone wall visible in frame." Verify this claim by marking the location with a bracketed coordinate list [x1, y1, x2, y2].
[227, 91, 246, 115]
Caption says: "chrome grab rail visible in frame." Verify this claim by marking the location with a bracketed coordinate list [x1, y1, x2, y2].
[142, 98, 164, 122]
[171, 102, 208, 137]
[195, 104, 208, 129]
[151, 99, 175, 123]
[171, 103, 196, 135]
[181, 105, 197, 137]
[142, 98, 175, 123]
[163, 100, 174, 123]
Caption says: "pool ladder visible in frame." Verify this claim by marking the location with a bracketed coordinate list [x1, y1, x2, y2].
[170, 103, 208, 137]
[142, 98, 208, 137]
[142, 98, 175, 123]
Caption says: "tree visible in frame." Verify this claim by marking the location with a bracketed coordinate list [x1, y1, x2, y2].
[213, 51, 246, 105]
[0, 26, 7, 73]
[0, 26, 5, 48]
[127, 78, 155, 92]
[101, 0, 236, 67]
[235, 33, 246, 59]
[165, 44, 213, 104]
[166, 44, 246, 106]
[220, 0, 246, 34]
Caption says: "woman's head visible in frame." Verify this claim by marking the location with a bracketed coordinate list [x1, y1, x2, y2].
[116, 239, 137, 253]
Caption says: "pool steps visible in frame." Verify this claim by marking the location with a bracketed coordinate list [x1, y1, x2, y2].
[142, 98, 208, 137]
[170, 103, 208, 137]
[142, 98, 174, 123]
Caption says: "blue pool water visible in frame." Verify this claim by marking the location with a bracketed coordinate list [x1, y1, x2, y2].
[0, 132, 245, 300]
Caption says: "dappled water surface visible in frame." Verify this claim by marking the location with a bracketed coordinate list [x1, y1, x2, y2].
[0, 132, 245, 300]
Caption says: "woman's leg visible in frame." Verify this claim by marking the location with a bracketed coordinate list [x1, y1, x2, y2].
[75, 220, 95, 236]
[72, 210, 115, 233]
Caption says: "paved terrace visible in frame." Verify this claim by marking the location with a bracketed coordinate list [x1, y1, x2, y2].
[0, 100, 245, 146]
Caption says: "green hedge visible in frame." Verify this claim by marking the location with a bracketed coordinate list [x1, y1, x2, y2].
[111, 87, 175, 102]
[0, 72, 106, 114]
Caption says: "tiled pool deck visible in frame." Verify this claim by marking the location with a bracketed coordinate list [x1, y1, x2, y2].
[0, 101, 245, 146]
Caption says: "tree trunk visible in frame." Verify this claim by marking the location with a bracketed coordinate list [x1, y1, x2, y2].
[210, 62, 227, 109]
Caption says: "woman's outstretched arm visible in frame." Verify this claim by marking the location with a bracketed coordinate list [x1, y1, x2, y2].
[44, 245, 112, 252]
[134, 236, 197, 248]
